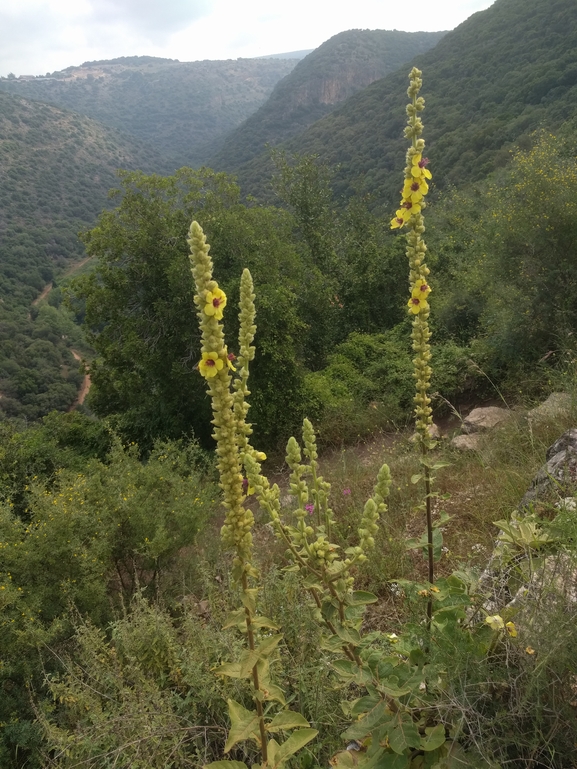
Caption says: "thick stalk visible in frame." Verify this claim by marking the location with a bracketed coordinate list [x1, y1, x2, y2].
[242, 572, 268, 763]
[424, 462, 434, 624]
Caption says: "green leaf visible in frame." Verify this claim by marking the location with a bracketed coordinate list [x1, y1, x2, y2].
[266, 711, 310, 733]
[242, 588, 259, 614]
[273, 729, 318, 767]
[212, 662, 244, 679]
[256, 633, 283, 658]
[378, 753, 410, 768]
[411, 474, 423, 484]
[343, 701, 388, 741]
[204, 762, 248, 769]
[387, 713, 420, 754]
[320, 634, 345, 653]
[420, 723, 446, 752]
[332, 659, 356, 677]
[350, 695, 381, 717]
[350, 590, 378, 605]
[263, 684, 286, 705]
[328, 750, 358, 769]
[222, 609, 247, 630]
[379, 676, 412, 698]
[224, 699, 260, 752]
[239, 649, 260, 678]
[302, 575, 324, 591]
[334, 624, 361, 645]
[251, 616, 280, 630]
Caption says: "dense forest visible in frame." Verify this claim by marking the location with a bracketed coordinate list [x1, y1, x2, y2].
[210, 29, 446, 172]
[0, 56, 298, 168]
[2, 0, 577, 765]
[227, 0, 577, 206]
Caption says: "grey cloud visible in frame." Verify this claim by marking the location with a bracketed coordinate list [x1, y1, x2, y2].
[88, 0, 214, 39]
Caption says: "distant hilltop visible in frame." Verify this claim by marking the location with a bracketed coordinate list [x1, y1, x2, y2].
[256, 50, 314, 59]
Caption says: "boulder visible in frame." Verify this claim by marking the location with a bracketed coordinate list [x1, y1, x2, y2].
[527, 392, 571, 424]
[519, 428, 577, 509]
[462, 406, 511, 434]
[451, 433, 481, 451]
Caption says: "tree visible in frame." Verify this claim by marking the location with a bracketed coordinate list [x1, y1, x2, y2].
[72, 167, 309, 450]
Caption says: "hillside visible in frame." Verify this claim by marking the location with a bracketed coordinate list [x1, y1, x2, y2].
[0, 56, 298, 168]
[0, 91, 166, 421]
[211, 29, 446, 172]
[226, 0, 577, 207]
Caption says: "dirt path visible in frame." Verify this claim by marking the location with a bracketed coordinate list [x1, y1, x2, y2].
[31, 282, 53, 306]
[31, 255, 93, 307]
[69, 349, 91, 409]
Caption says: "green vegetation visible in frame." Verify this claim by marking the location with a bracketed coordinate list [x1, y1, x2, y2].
[229, 0, 577, 206]
[0, 56, 297, 169]
[0, 91, 165, 421]
[211, 29, 446, 172]
[2, 4, 577, 766]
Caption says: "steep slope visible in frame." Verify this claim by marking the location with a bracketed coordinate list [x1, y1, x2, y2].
[0, 56, 298, 168]
[0, 91, 166, 420]
[229, 0, 577, 207]
[212, 29, 446, 171]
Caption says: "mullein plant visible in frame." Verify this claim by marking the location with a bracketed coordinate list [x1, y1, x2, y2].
[189, 219, 459, 769]
[189, 221, 317, 769]
[391, 67, 443, 622]
[189, 70, 521, 769]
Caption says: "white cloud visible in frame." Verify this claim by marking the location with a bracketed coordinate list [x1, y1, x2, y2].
[0, 0, 495, 76]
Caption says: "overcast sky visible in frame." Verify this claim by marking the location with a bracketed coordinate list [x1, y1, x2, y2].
[1, 0, 495, 77]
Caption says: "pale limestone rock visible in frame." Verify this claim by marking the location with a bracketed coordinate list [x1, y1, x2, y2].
[462, 406, 511, 434]
[451, 433, 481, 451]
[527, 392, 571, 424]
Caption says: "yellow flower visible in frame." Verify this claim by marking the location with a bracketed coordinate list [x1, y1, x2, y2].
[390, 212, 406, 229]
[485, 614, 505, 631]
[525, 646, 535, 655]
[255, 451, 267, 461]
[408, 294, 429, 315]
[505, 621, 517, 638]
[400, 199, 422, 218]
[403, 176, 429, 203]
[204, 287, 227, 320]
[411, 153, 432, 180]
[413, 278, 431, 298]
[198, 352, 224, 378]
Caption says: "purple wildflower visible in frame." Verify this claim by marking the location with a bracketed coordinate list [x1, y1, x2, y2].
[305, 503, 314, 515]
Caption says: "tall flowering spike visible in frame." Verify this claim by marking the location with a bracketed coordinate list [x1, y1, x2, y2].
[234, 269, 257, 456]
[188, 221, 253, 570]
[392, 68, 434, 449]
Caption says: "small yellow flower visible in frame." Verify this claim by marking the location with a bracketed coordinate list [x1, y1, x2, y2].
[390, 213, 406, 229]
[505, 621, 517, 638]
[204, 287, 227, 320]
[408, 294, 429, 315]
[525, 646, 535, 655]
[413, 278, 431, 298]
[198, 352, 224, 378]
[411, 153, 432, 180]
[403, 176, 429, 203]
[485, 614, 505, 631]
[400, 199, 422, 218]
[255, 451, 267, 461]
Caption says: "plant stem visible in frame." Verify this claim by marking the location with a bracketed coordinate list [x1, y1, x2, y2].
[424, 461, 434, 625]
[242, 572, 268, 763]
